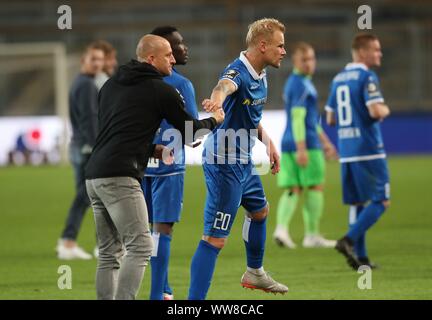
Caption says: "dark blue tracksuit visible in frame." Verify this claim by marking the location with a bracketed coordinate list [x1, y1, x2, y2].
[61, 73, 98, 240]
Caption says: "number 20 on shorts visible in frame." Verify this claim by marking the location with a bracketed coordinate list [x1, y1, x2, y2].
[213, 212, 231, 231]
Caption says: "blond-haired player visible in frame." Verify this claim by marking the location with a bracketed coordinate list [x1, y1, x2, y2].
[188, 18, 289, 299]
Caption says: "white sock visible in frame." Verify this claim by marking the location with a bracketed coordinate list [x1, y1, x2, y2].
[247, 266, 265, 275]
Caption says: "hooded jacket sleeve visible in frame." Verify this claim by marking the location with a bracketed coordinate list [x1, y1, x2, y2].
[159, 85, 217, 144]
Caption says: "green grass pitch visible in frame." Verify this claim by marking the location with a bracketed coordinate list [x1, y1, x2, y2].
[0, 156, 431, 299]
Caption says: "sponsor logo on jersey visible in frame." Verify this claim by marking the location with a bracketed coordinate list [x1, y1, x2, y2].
[242, 98, 251, 106]
[242, 97, 267, 107]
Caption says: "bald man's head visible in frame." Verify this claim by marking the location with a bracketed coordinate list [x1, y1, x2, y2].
[136, 34, 176, 76]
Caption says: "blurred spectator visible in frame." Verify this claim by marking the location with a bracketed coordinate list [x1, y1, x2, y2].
[56, 42, 104, 260]
[93, 40, 118, 90]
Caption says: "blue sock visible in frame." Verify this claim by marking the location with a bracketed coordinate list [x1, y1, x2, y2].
[356, 233, 367, 259]
[348, 205, 368, 258]
[188, 240, 220, 300]
[149, 232, 171, 300]
[243, 216, 266, 269]
[347, 202, 386, 243]
[354, 206, 368, 259]
[164, 273, 172, 295]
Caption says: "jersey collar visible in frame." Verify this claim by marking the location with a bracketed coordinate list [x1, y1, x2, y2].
[239, 51, 266, 80]
[345, 62, 368, 71]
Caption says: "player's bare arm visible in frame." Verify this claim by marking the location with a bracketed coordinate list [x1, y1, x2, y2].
[202, 79, 237, 112]
[318, 127, 338, 160]
[291, 107, 308, 167]
[326, 109, 336, 126]
[368, 102, 390, 121]
[211, 108, 225, 124]
[153, 144, 174, 165]
[257, 122, 280, 174]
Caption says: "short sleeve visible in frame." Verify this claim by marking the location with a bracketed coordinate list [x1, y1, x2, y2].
[290, 81, 308, 107]
[363, 72, 384, 107]
[325, 82, 337, 113]
[180, 79, 199, 119]
[220, 67, 242, 90]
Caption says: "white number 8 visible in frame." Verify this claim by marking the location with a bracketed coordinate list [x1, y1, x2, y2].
[336, 85, 352, 126]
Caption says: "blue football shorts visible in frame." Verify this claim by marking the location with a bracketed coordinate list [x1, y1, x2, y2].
[141, 173, 184, 223]
[341, 158, 390, 204]
[202, 161, 268, 238]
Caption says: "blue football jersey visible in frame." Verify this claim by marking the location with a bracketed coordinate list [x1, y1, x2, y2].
[325, 63, 386, 162]
[281, 70, 322, 152]
[203, 52, 267, 162]
[145, 68, 199, 176]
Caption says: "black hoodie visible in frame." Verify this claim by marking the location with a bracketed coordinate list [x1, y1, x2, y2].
[85, 60, 217, 180]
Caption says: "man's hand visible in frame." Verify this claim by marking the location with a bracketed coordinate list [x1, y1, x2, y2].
[153, 144, 174, 165]
[202, 99, 222, 113]
[323, 141, 338, 161]
[267, 142, 280, 175]
[202, 79, 237, 113]
[318, 129, 338, 161]
[212, 108, 225, 124]
[295, 140, 308, 167]
[257, 123, 279, 174]
[296, 148, 308, 167]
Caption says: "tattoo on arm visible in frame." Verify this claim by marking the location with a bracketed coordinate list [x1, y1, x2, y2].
[213, 80, 236, 96]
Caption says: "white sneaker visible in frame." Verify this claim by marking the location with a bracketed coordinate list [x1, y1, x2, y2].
[57, 242, 93, 260]
[273, 226, 296, 249]
[93, 247, 99, 258]
[302, 235, 337, 248]
[241, 270, 288, 294]
[55, 239, 63, 253]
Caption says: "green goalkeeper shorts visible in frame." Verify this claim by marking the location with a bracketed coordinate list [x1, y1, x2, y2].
[277, 149, 325, 188]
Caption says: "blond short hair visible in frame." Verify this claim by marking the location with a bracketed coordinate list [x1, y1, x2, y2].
[246, 18, 285, 47]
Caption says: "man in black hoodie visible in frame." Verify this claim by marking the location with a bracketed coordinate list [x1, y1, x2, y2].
[85, 34, 223, 300]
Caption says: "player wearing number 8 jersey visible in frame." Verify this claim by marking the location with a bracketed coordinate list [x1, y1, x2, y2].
[325, 33, 391, 270]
